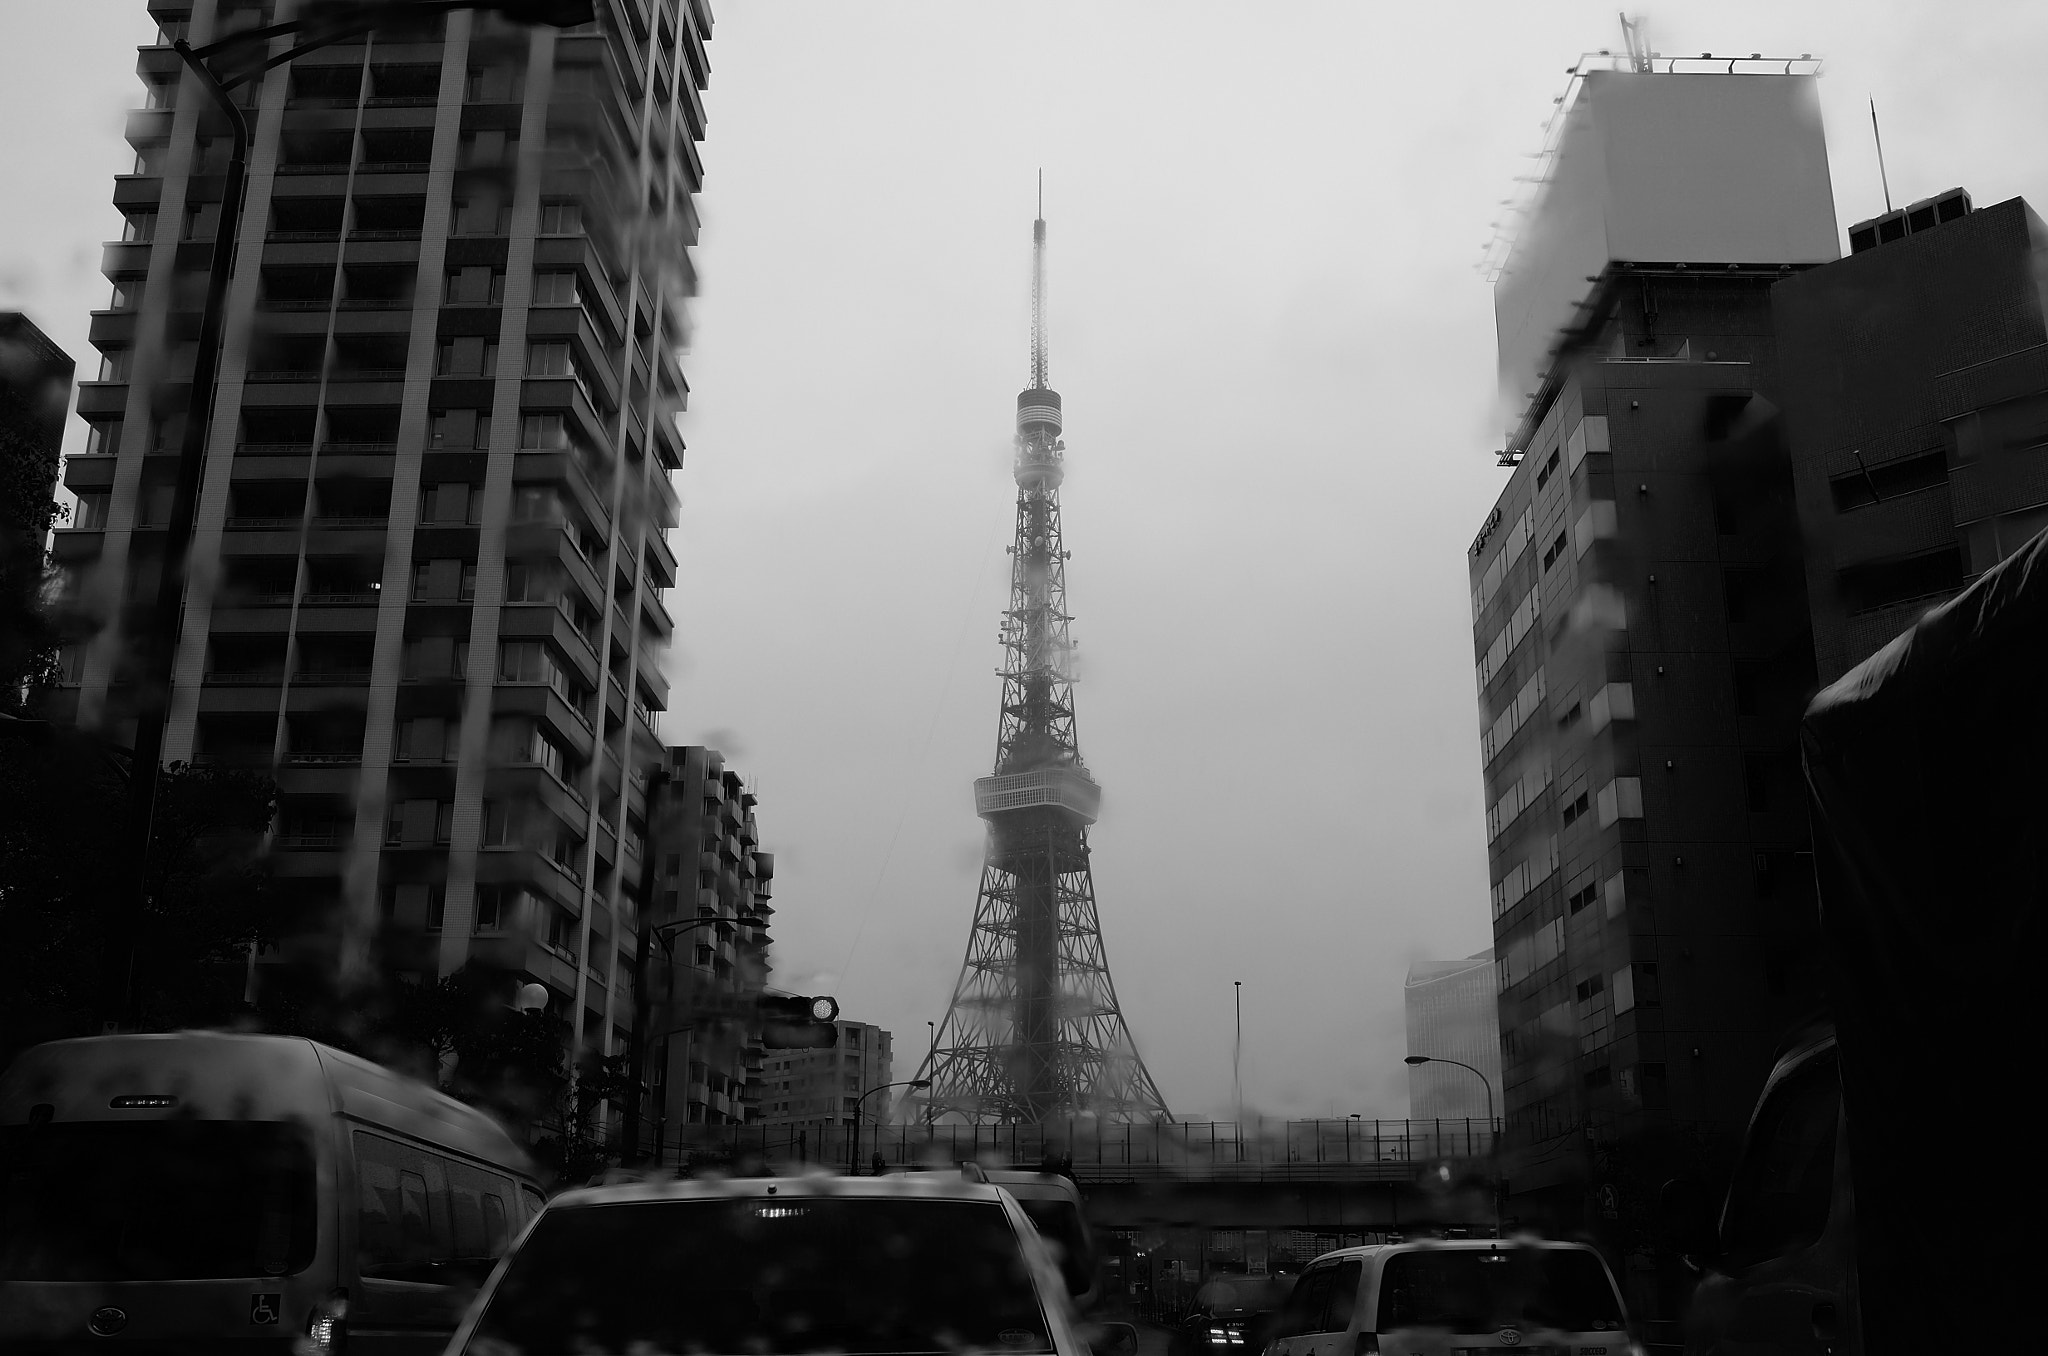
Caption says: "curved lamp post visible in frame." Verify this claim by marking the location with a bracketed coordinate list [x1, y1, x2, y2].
[1406, 1054, 1501, 1235]
[851, 1079, 929, 1175]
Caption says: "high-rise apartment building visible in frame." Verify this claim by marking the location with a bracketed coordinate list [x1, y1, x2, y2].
[1, 313, 75, 710]
[1403, 950, 1501, 1122]
[1776, 191, 2048, 682]
[758, 1021, 893, 1132]
[50, 0, 710, 1064]
[1471, 66, 1839, 1308]
[647, 744, 774, 1140]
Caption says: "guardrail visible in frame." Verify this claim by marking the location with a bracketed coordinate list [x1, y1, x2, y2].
[665, 1118, 1502, 1175]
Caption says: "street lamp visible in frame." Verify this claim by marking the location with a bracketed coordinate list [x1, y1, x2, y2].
[1405, 1055, 1501, 1235]
[851, 1079, 930, 1176]
[104, 0, 595, 1033]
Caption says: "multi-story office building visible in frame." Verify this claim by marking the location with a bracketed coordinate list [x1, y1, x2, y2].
[1403, 950, 1501, 1122]
[1775, 190, 2048, 682]
[1470, 66, 1839, 1306]
[49, 0, 710, 1064]
[1, 313, 75, 711]
[647, 744, 774, 1140]
[758, 1021, 893, 1132]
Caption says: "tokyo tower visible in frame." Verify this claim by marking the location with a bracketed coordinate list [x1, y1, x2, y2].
[914, 187, 1171, 1124]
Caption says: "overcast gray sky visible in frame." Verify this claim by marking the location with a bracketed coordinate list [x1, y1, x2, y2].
[7, 1, 2048, 1121]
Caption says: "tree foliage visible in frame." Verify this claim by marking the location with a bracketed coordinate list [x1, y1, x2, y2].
[0, 378, 65, 716]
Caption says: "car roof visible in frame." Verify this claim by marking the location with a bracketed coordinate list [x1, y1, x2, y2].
[547, 1173, 1020, 1212]
[1307, 1237, 1607, 1266]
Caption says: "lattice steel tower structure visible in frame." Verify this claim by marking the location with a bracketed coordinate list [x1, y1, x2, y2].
[916, 192, 1170, 1124]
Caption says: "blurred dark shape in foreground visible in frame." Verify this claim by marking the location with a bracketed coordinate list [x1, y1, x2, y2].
[1662, 521, 2048, 1356]
[0, 723, 281, 1056]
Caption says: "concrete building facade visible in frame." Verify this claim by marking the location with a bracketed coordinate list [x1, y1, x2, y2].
[758, 1021, 893, 1132]
[1470, 65, 1840, 1319]
[1775, 191, 2048, 682]
[647, 744, 774, 1139]
[1403, 950, 1502, 1122]
[50, 0, 710, 1063]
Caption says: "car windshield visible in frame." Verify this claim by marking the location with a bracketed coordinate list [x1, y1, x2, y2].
[1375, 1246, 1625, 1334]
[463, 1195, 1055, 1355]
[0, 1120, 317, 1281]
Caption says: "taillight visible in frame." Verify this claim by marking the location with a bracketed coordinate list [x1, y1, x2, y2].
[298, 1288, 348, 1356]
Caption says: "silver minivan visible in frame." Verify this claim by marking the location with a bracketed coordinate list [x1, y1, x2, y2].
[1262, 1238, 1640, 1356]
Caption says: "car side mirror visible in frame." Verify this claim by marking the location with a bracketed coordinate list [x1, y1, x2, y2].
[1658, 1175, 1721, 1268]
[1089, 1321, 1139, 1356]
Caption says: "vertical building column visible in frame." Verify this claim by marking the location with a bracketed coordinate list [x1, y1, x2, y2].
[162, 40, 296, 763]
[78, 0, 222, 728]
[440, 24, 556, 977]
[344, 14, 476, 985]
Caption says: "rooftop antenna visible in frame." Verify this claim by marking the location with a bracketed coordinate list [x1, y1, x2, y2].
[1619, 13, 1653, 72]
[1869, 98, 1894, 213]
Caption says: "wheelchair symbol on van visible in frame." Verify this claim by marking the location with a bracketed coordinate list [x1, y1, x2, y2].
[250, 1293, 281, 1326]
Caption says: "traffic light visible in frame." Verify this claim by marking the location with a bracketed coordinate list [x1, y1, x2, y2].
[758, 994, 840, 1049]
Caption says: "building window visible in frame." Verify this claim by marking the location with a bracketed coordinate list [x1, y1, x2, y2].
[520, 411, 569, 449]
[534, 270, 578, 305]
[475, 885, 517, 933]
[424, 886, 446, 932]
[526, 342, 572, 377]
[97, 349, 133, 382]
[182, 202, 221, 240]
[445, 267, 506, 305]
[434, 802, 455, 845]
[452, 197, 506, 236]
[72, 493, 111, 531]
[1582, 1065, 1611, 1089]
[482, 800, 509, 847]
[435, 338, 498, 377]
[538, 201, 582, 235]
[84, 419, 123, 455]
[1559, 791, 1590, 827]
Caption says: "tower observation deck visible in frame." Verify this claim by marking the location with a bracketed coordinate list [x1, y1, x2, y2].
[914, 192, 1171, 1125]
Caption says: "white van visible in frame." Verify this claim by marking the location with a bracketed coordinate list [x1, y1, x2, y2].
[1262, 1238, 1641, 1356]
[0, 1031, 545, 1353]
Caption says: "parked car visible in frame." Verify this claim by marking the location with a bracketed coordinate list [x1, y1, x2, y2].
[442, 1170, 1139, 1356]
[0, 1031, 544, 1354]
[1261, 1238, 1640, 1356]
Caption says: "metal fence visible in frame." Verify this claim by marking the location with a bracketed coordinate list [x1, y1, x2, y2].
[661, 1117, 1500, 1175]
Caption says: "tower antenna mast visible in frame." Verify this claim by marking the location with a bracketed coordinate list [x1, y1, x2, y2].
[1031, 171, 1048, 391]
